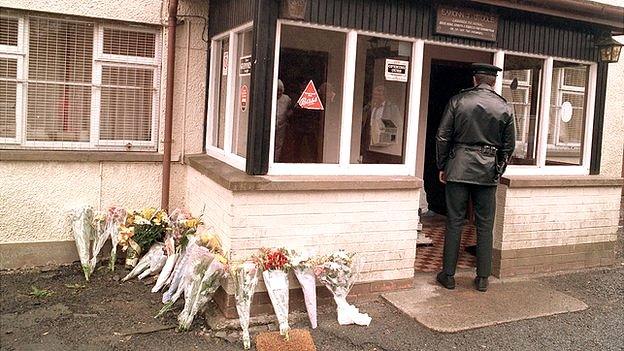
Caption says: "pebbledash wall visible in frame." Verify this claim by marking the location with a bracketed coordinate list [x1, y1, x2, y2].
[0, 0, 206, 267]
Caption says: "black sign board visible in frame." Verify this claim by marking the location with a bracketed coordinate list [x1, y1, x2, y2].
[436, 6, 498, 42]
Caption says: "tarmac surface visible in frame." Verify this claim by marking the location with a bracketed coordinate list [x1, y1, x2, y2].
[1, 264, 622, 351]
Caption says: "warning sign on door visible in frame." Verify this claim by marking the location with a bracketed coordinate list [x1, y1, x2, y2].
[239, 55, 252, 76]
[296, 80, 324, 110]
[385, 59, 409, 82]
[240, 84, 248, 112]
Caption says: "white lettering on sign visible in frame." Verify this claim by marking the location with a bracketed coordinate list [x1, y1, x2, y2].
[239, 55, 252, 76]
[385, 59, 409, 82]
[297, 80, 324, 110]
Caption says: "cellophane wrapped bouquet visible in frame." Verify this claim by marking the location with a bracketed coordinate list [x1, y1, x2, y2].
[256, 248, 291, 339]
[232, 261, 260, 350]
[152, 209, 201, 293]
[89, 211, 108, 271]
[68, 205, 95, 280]
[291, 250, 319, 329]
[119, 207, 169, 267]
[105, 207, 127, 271]
[122, 243, 167, 282]
[315, 250, 371, 326]
[159, 233, 225, 327]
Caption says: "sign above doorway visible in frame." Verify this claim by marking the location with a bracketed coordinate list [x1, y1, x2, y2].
[435, 6, 498, 42]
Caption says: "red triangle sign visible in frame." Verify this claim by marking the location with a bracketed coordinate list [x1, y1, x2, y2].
[296, 80, 324, 110]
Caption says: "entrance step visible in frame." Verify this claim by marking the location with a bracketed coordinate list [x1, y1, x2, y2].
[382, 274, 587, 333]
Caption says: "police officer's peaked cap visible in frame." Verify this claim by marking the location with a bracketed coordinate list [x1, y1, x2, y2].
[471, 63, 502, 76]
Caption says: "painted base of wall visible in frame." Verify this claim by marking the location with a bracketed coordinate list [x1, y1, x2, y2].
[0, 241, 111, 270]
[213, 278, 414, 319]
[493, 241, 616, 277]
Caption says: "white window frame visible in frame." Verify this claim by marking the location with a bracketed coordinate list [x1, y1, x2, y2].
[0, 14, 161, 151]
[93, 24, 161, 148]
[0, 15, 25, 145]
[205, 22, 253, 171]
[266, 20, 424, 176]
[501, 53, 597, 176]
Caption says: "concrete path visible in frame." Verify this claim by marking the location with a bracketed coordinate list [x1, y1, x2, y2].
[382, 273, 588, 333]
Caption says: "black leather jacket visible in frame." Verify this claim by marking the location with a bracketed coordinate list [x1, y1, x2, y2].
[436, 84, 516, 186]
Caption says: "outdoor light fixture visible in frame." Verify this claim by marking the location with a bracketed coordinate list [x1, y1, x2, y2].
[281, 0, 307, 20]
[597, 36, 622, 63]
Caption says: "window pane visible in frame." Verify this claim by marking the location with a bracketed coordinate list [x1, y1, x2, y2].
[27, 18, 93, 142]
[502, 55, 543, 165]
[546, 62, 589, 166]
[212, 38, 228, 149]
[0, 16, 18, 46]
[0, 58, 17, 138]
[100, 66, 154, 142]
[103, 28, 156, 58]
[232, 30, 252, 158]
[274, 25, 345, 163]
[350, 35, 412, 164]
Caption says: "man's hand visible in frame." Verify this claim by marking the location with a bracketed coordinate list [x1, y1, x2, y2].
[439, 171, 447, 184]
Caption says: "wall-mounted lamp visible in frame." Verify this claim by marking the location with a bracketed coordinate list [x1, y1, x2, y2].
[597, 37, 622, 63]
[281, 0, 307, 20]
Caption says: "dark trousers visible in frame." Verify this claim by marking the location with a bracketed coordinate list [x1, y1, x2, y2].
[443, 181, 497, 278]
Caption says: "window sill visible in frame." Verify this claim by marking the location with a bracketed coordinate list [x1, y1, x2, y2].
[185, 154, 423, 192]
[501, 175, 624, 188]
[0, 149, 173, 163]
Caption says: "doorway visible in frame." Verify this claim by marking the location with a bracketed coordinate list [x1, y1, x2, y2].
[415, 45, 493, 273]
[423, 60, 474, 214]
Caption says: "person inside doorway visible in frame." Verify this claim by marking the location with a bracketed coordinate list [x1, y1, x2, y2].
[359, 84, 401, 163]
[435, 63, 515, 292]
[274, 79, 292, 162]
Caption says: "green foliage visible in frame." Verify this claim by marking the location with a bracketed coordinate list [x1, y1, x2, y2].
[29, 286, 54, 298]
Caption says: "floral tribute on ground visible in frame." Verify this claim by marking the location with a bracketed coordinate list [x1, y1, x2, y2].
[67, 205, 373, 350]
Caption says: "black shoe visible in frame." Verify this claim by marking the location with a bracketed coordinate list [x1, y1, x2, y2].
[436, 272, 455, 289]
[474, 276, 488, 292]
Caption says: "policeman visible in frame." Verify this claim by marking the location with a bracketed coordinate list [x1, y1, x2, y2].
[435, 63, 515, 292]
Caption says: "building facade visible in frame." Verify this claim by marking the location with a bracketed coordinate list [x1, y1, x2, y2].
[1, 0, 623, 316]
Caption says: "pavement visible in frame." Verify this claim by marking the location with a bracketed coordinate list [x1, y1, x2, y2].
[382, 272, 588, 332]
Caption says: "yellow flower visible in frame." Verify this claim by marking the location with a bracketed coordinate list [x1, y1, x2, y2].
[141, 207, 157, 220]
[185, 218, 199, 228]
[216, 254, 228, 265]
[198, 233, 221, 251]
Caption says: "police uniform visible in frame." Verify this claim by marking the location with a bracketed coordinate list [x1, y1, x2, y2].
[435, 63, 516, 291]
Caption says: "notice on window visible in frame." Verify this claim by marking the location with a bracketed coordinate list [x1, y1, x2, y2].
[296, 80, 324, 110]
[385, 59, 409, 82]
[222, 51, 229, 76]
[240, 84, 249, 112]
[239, 55, 251, 76]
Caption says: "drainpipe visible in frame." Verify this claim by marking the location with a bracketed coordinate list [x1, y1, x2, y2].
[161, 0, 178, 211]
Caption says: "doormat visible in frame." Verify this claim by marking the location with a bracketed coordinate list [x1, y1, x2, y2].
[255, 329, 316, 351]
[382, 275, 588, 333]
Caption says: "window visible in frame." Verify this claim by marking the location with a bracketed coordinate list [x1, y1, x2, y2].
[0, 14, 160, 150]
[274, 25, 345, 164]
[206, 24, 253, 168]
[351, 35, 412, 165]
[503, 55, 596, 174]
[266, 21, 421, 175]
[546, 62, 589, 166]
[502, 55, 543, 166]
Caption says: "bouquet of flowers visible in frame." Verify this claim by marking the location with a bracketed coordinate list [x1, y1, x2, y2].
[315, 250, 371, 326]
[159, 233, 224, 315]
[152, 210, 201, 293]
[105, 207, 127, 271]
[177, 252, 228, 330]
[232, 261, 260, 350]
[119, 207, 169, 267]
[89, 211, 108, 271]
[291, 251, 319, 329]
[122, 243, 167, 282]
[68, 205, 95, 281]
[256, 248, 291, 339]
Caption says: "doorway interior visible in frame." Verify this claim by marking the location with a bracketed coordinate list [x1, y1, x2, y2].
[415, 45, 493, 273]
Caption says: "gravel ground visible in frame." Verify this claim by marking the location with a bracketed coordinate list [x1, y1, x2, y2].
[1, 264, 622, 351]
